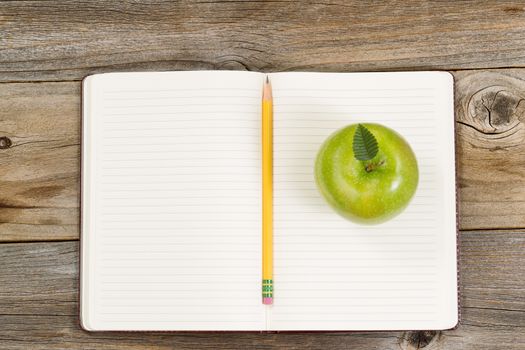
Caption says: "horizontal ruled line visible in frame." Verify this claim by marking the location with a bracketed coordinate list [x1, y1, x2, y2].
[251, 257, 437, 261]
[91, 320, 262, 323]
[105, 103, 258, 108]
[100, 273, 256, 277]
[100, 203, 258, 207]
[269, 311, 437, 316]
[103, 111, 260, 116]
[103, 118, 260, 123]
[100, 287, 433, 292]
[274, 117, 435, 121]
[274, 103, 435, 107]
[100, 302, 435, 307]
[103, 135, 257, 140]
[102, 159, 258, 164]
[101, 242, 259, 246]
[103, 127, 261, 131]
[99, 312, 259, 316]
[101, 150, 260, 155]
[99, 227, 259, 231]
[271, 126, 435, 130]
[98, 297, 257, 301]
[100, 281, 258, 285]
[104, 95, 259, 100]
[273, 87, 435, 92]
[104, 87, 260, 93]
[272, 219, 438, 223]
[270, 319, 435, 323]
[102, 182, 260, 185]
[272, 231, 436, 234]
[101, 258, 259, 262]
[276, 272, 436, 277]
[101, 219, 260, 223]
[101, 142, 260, 146]
[102, 236, 259, 239]
[273, 249, 436, 253]
[273, 111, 434, 115]
[102, 169, 257, 174]
[99, 279, 435, 285]
[102, 164, 259, 170]
[101, 251, 259, 254]
[100, 188, 260, 192]
[273, 95, 434, 99]
[98, 264, 435, 269]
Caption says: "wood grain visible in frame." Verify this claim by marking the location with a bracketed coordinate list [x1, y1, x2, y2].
[0, 82, 80, 241]
[3, 1, 525, 82]
[455, 70, 525, 230]
[0, 231, 523, 349]
[2, 70, 525, 241]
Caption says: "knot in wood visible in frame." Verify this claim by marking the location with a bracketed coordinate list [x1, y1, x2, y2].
[217, 56, 250, 71]
[467, 85, 525, 134]
[0, 136, 12, 149]
[400, 330, 439, 349]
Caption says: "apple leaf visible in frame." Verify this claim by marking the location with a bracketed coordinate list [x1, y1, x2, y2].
[353, 124, 378, 161]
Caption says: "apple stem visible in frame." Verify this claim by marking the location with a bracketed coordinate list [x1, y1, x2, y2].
[365, 159, 385, 173]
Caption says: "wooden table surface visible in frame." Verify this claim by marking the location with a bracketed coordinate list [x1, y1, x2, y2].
[1, 1, 524, 349]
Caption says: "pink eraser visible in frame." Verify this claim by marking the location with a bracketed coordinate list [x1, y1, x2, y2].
[263, 297, 273, 305]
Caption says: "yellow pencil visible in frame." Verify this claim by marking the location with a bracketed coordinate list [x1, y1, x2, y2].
[262, 76, 273, 305]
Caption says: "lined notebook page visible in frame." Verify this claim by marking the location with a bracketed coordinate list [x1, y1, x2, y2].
[81, 71, 265, 331]
[268, 72, 457, 331]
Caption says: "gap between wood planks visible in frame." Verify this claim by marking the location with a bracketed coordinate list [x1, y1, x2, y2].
[4, 226, 524, 245]
[2, 66, 525, 85]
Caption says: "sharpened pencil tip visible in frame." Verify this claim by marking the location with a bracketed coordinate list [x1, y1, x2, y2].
[262, 75, 272, 101]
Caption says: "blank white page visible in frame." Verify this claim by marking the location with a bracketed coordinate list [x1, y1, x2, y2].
[268, 72, 457, 330]
[81, 71, 265, 331]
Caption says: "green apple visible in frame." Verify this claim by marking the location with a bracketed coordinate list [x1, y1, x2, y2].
[315, 123, 418, 224]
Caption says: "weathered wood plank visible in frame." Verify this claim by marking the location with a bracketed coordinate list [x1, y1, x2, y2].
[0, 231, 523, 349]
[1, 69, 525, 240]
[455, 70, 525, 230]
[0, 82, 80, 241]
[0, 315, 523, 350]
[0, 241, 78, 316]
[2, 1, 525, 81]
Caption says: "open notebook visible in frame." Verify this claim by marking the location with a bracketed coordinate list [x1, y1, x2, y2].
[81, 71, 458, 331]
